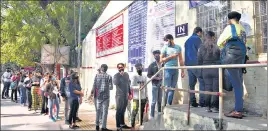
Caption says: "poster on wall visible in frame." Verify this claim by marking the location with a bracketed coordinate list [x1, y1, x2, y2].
[145, 1, 175, 67]
[189, 0, 211, 8]
[96, 14, 124, 58]
[128, 1, 148, 72]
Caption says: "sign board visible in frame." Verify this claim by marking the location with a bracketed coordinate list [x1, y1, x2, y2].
[145, 1, 175, 67]
[41, 44, 55, 64]
[41, 44, 70, 65]
[128, 1, 148, 72]
[96, 14, 124, 58]
[56, 46, 70, 65]
[175, 23, 188, 38]
[189, 0, 210, 8]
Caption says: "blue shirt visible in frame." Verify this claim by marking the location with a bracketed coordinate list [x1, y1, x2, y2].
[69, 81, 81, 100]
[161, 44, 182, 67]
[184, 33, 202, 66]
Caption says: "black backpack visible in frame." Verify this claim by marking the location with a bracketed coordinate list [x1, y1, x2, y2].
[221, 24, 247, 91]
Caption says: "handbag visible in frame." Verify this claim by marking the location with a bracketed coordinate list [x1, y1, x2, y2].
[10, 82, 17, 89]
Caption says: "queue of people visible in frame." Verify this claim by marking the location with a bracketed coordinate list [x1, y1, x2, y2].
[1, 69, 83, 129]
[1, 11, 247, 130]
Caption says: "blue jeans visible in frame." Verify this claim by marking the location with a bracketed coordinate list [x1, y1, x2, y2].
[20, 87, 26, 104]
[164, 69, 179, 105]
[226, 68, 243, 112]
[187, 69, 205, 106]
[150, 83, 162, 117]
[48, 97, 60, 118]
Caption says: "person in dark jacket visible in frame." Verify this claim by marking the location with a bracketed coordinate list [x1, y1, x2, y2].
[113, 63, 131, 131]
[197, 31, 220, 113]
[147, 50, 163, 118]
[184, 27, 205, 107]
[60, 70, 74, 124]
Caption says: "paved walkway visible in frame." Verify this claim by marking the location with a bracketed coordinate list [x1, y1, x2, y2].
[0, 84, 122, 130]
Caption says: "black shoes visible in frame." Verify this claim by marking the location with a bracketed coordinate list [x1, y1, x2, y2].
[76, 117, 82, 122]
[121, 125, 131, 129]
[191, 102, 199, 107]
[96, 126, 99, 131]
[101, 128, 112, 131]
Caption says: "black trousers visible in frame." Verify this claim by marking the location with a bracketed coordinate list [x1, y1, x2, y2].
[11, 88, 18, 101]
[116, 96, 128, 128]
[69, 98, 79, 125]
[131, 99, 146, 127]
[2, 82, 11, 98]
[202, 68, 219, 109]
[41, 90, 48, 114]
[26, 88, 32, 109]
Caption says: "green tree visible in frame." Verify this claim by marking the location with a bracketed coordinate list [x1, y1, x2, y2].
[1, 1, 107, 67]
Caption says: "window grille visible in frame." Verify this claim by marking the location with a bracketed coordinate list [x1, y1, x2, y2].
[196, 1, 231, 39]
[254, 0, 267, 53]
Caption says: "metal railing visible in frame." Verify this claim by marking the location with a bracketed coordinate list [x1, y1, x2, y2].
[138, 63, 267, 130]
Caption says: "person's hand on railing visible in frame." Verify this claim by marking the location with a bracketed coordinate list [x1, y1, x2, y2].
[181, 70, 185, 78]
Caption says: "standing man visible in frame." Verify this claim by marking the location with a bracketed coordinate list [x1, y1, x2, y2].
[90, 68, 103, 124]
[1, 68, 12, 99]
[218, 11, 247, 119]
[130, 63, 148, 129]
[147, 50, 163, 118]
[113, 63, 131, 131]
[92, 64, 113, 131]
[160, 34, 185, 106]
[60, 70, 73, 124]
[184, 27, 205, 107]
[41, 72, 49, 115]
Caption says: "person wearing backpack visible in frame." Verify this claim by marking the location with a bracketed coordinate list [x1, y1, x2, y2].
[24, 72, 33, 111]
[217, 11, 247, 119]
[1, 68, 12, 99]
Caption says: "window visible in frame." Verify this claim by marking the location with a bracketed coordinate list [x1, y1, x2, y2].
[196, 1, 231, 38]
[254, 1, 267, 53]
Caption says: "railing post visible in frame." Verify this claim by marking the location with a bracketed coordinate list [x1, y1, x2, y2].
[139, 89, 141, 125]
[219, 68, 223, 130]
[161, 68, 166, 113]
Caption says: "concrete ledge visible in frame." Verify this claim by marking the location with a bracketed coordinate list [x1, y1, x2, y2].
[164, 105, 266, 130]
[143, 105, 267, 130]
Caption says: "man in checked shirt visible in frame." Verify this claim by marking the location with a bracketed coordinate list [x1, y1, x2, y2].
[92, 64, 113, 131]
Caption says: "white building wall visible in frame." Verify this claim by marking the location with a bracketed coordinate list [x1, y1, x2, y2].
[82, 0, 267, 117]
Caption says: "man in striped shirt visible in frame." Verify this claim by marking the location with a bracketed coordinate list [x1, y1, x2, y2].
[92, 64, 113, 131]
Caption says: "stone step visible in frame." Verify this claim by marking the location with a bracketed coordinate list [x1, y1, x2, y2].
[143, 105, 267, 130]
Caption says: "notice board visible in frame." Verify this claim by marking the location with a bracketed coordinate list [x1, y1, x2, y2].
[128, 1, 148, 71]
[96, 14, 124, 58]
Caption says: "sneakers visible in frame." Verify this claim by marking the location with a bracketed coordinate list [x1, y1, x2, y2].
[65, 120, 70, 125]
[50, 117, 56, 122]
[224, 111, 243, 119]
[56, 116, 62, 120]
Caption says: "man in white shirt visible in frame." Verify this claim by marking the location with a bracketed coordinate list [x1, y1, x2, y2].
[1, 68, 12, 99]
[130, 63, 148, 129]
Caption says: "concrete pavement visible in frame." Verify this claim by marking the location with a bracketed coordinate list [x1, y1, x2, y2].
[0, 83, 121, 130]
